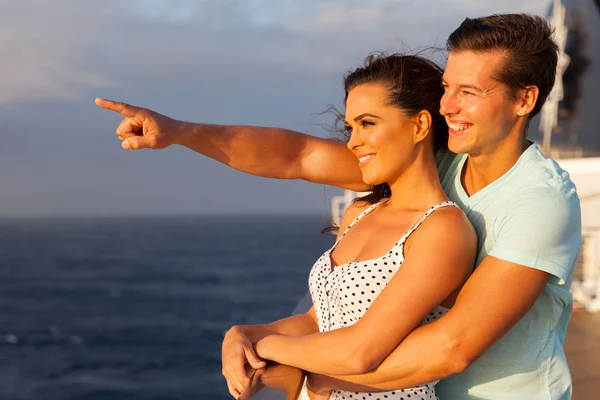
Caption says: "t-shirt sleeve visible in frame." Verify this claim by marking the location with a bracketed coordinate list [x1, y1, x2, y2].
[489, 187, 582, 285]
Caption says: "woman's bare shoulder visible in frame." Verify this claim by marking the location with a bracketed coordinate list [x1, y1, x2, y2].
[408, 204, 477, 255]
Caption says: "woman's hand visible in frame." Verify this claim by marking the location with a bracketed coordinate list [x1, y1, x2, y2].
[307, 387, 331, 400]
[306, 373, 333, 399]
[222, 326, 267, 398]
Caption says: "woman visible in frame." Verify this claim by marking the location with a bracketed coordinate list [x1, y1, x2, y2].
[221, 53, 477, 400]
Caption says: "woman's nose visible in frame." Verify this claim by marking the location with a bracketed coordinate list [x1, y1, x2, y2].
[346, 129, 363, 151]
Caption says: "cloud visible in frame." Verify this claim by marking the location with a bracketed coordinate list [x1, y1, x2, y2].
[0, 1, 119, 103]
[0, 0, 553, 105]
[0, 0, 560, 216]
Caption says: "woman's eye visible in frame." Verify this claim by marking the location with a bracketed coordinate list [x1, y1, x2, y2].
[361, 120, 373, 128]
[344, 125, 352, 133]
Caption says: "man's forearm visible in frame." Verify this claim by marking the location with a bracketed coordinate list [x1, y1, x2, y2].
[311, 321, 466, 392]
[97, 98, 365, 188]
[174, 122, 310, 179]
[171, 121, 368, 190]
[317, 256, 553, 393]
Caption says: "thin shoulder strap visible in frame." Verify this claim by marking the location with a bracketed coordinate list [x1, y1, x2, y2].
[333, 200, 385, 247]
[399, 200, 460, 244]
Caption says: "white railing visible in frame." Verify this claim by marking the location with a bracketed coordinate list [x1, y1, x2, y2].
[331, 190, 369, 226]
[572, 227, 600, 311]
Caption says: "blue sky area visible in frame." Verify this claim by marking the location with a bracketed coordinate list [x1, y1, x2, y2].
[0, 0, 553, 216]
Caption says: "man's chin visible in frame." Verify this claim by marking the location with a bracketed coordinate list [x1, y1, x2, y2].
[448, 140, 472, 155]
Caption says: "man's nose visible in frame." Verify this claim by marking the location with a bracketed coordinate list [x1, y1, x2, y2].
[440, 92, 459, 116]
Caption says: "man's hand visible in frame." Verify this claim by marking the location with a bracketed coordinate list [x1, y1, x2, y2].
[95, 98, 184, 150]
[222, 326, 267, 398]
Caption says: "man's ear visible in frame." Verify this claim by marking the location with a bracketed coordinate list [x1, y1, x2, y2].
[516, 85, 540, 117]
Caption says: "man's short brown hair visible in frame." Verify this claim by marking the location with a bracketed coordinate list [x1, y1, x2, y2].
[447, 14, 559, 119]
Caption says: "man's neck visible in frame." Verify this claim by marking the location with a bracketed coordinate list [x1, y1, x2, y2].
[461, 138, 531, 197]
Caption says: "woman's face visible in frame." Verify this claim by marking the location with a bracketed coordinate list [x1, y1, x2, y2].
[345, 83, 416, 186]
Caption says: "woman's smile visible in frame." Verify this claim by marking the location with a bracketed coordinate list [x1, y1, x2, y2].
[358, 153, 376, 167]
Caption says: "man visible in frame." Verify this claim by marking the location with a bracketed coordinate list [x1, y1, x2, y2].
[96, 13, 581, 400]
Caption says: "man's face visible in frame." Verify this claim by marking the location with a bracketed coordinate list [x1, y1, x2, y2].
[440, 50, 522, 156]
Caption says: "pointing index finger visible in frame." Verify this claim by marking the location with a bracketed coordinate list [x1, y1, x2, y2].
[95, 98, 141, 118]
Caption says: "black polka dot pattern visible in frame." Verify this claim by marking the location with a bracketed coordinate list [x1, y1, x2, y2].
[306, 200, 458, 399]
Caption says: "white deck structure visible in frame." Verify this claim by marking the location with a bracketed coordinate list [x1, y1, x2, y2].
[559, 157, 600, 310]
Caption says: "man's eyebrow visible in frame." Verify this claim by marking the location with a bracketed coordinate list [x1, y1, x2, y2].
[441, 78, 483, 91]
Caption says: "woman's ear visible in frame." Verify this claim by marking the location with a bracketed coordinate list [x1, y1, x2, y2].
[413, 110, 432, 145]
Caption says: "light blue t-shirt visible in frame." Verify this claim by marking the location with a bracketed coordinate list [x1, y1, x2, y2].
[435, 144, 582, 400]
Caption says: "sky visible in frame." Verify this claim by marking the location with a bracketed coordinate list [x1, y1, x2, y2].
[0, 0, 556, 217]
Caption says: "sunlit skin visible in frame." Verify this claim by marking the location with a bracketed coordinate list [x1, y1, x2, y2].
[214, 83, 477, 399]
[344, 83, 446, 211]
[246, 84, 476, 397]
[219, 83, 477, 398]
[323, 82, 453, 272]
[94, 53, 544, 399]
[440, 50, 539, 195]
[95, 57, 541, 398]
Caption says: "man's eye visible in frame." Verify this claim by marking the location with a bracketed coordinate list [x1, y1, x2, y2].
[462, 90, 474, 96]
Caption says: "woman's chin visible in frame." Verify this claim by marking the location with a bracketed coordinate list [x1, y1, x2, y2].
[361, 175, 384, 187]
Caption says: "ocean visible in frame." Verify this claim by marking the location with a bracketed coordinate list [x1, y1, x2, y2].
[0, 215, 332, 400]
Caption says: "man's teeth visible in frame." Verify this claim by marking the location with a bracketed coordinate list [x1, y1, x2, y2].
[449, 123, 471, 131]
[359, 155, 375, 163]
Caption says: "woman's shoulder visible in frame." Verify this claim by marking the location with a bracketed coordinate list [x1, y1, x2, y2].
[410, 202, 476, 250]
[423, 202, 472, 230]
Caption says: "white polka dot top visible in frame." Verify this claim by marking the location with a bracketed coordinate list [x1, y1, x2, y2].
[307, 199, 459, 400]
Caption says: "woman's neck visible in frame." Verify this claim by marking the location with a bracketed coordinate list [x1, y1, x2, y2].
[385, 151, 447, 211]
